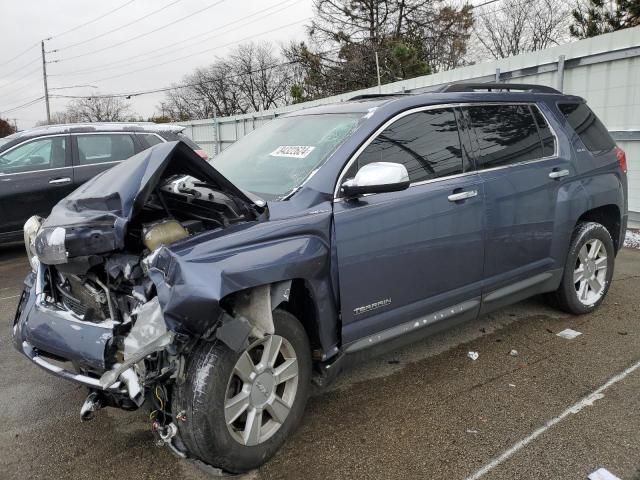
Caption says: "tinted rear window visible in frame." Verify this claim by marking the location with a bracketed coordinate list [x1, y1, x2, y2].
[467, 104, 544, 169]
[558, 103, 615, 155]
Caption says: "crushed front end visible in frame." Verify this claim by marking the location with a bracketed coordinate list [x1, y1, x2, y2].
[12, 141, 266, 450]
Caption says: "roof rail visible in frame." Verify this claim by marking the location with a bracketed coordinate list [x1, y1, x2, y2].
[348, 92, 414, 101]
[439, 82, 560, 94]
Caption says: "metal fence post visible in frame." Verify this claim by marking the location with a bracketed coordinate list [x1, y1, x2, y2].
[557, 55, 566, 93]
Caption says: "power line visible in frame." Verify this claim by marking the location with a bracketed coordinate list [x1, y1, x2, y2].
[49, 0, 137, 40]
[0, 77, 44, 101]
[0, 42, 41, 67]
[0, 57, 41, 85]
[50, 0, 298, 77]
[0, 97, 44, 115]
[0, 65, 42, 92]
[61, 17, 310, 86]
[49, 47, 340, 101]
[55, 0, 182, 51]
[58, 0, 228, 63]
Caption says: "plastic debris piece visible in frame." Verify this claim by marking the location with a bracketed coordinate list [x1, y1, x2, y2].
[588, 468, 621, 480]
[556, 328, 582, 339]
[466, 429, 478, 434]
[508, 384, 516, 388]
[509, 349, 519, 357]
[467, 351, 479, 361]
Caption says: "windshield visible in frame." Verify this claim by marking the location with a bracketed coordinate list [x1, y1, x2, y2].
[211, 113, 363, 200]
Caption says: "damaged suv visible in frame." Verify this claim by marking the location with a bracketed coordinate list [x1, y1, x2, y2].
[13, 83, 628, 472]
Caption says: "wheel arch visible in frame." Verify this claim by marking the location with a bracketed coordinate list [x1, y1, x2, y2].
[219, 278, 337, 362]
[576, 204, 621, 251]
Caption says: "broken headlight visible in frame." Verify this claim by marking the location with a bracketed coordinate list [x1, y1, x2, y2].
[23, 215, 42, 271]
[34, 226, 68, 265]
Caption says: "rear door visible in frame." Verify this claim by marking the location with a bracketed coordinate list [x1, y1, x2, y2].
[71, 133, 137, 187]
[0, 135, 73, 237]
[333, 106, 485, 346]
[464, 103, 567, 310]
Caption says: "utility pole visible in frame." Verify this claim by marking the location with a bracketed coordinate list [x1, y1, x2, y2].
[374, 52, 381, 93]
[41, 39, 51, 124]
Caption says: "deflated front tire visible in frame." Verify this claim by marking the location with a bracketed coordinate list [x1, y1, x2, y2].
[173, 309, 311, 473]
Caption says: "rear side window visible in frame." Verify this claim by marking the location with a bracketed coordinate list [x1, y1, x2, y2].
[531, 106, 555, 157]
[139, 133, 164, 148]
[76, 134, 135, 165]
[357, 108, 465, 183]
[558, 103, 615, 155]
[467, 105, 544, 169]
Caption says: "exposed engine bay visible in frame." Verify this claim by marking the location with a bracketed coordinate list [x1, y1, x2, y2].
[16, 141, 274, 449]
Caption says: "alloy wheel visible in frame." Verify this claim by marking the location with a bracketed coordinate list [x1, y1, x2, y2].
[224, 335, 299, 446]
[573, 238, 608, 306]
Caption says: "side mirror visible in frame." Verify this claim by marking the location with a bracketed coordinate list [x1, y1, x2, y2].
[341, 162, 410, 197]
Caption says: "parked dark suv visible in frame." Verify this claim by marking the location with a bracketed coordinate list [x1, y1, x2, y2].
[0, 122, 207, 244]
[13, 84, 627, 473]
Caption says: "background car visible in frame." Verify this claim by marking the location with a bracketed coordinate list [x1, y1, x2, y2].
[0, 122, 207, 244]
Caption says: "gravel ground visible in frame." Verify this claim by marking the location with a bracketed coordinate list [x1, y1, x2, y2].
[1, 246, 639, 480]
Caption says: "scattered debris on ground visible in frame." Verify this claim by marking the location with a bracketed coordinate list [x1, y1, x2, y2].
[467, 351, 479, 361]
[588, 467, 622, 480]
[509, 349, 519, 357]
[624, 229, 640, 249]
[556, 328, 582, 340]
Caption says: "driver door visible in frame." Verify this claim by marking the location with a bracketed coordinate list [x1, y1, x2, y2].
[0, 135, 72, 237]
[333, 107, 485, 347]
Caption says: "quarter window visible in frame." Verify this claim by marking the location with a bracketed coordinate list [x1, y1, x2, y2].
[0, 136, 67, 174]
[467, 104, 545, 169]
[558, 103, 615, 155]
[76, 134, 135, 165]
[356, 108, 465, 183]
[140, 133, 164, 148]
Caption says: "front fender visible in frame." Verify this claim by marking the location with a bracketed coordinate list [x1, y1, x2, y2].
[146, 229, 338, 354]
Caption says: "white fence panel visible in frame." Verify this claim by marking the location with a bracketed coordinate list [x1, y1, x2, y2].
[175, 27, 640, 220]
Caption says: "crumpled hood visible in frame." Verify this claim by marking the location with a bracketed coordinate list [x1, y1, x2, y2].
[37, 141, 259, 257]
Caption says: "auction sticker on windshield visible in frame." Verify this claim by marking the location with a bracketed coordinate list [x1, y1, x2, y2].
[269, 145, 315, 158]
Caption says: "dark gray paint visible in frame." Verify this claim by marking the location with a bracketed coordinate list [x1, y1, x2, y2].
[13, 90, 628, 386]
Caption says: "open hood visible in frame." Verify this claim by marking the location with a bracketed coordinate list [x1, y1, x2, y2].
[36, 141, 262, 259]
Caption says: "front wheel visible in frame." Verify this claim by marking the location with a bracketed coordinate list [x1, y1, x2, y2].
[173, 309, 312, 473]
[553, 221, 615, 315]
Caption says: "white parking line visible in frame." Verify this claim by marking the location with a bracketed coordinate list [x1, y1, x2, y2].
[464, 359, 640, 480]
[0, 294, 20, 301]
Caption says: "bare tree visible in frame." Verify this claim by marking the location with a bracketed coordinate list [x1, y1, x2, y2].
[473, 0, 570, 59]
[230, 43, 294, 111]
[162, 42, 293, 120]
[56, 96, 133, 122]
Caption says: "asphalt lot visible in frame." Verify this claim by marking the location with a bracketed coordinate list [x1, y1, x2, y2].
[1, 246, 640, 480]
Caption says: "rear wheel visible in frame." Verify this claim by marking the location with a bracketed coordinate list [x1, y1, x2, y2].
[173, 309, 311, 473]
[553, 222, 615, 314]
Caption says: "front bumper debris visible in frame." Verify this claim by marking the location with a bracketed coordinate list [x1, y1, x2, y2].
[12, 266, 146, 405]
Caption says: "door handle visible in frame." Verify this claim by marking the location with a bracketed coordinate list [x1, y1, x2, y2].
[448, 190, 478, 202]
[548, 169, 569, 179]
[48, 177, 71, 185]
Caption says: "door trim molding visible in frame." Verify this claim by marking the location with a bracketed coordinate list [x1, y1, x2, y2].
[344, 298, 480, 353]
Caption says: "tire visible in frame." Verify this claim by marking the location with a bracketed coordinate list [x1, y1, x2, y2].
[173, 309, 312, 473]
[553, 221, 615, 315]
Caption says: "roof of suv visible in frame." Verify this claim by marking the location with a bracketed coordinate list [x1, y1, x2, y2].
[5, 122, 185, 143]
[286, 83, 583, 116]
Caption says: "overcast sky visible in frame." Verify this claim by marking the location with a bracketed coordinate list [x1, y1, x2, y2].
[0, 0, 313, 129]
